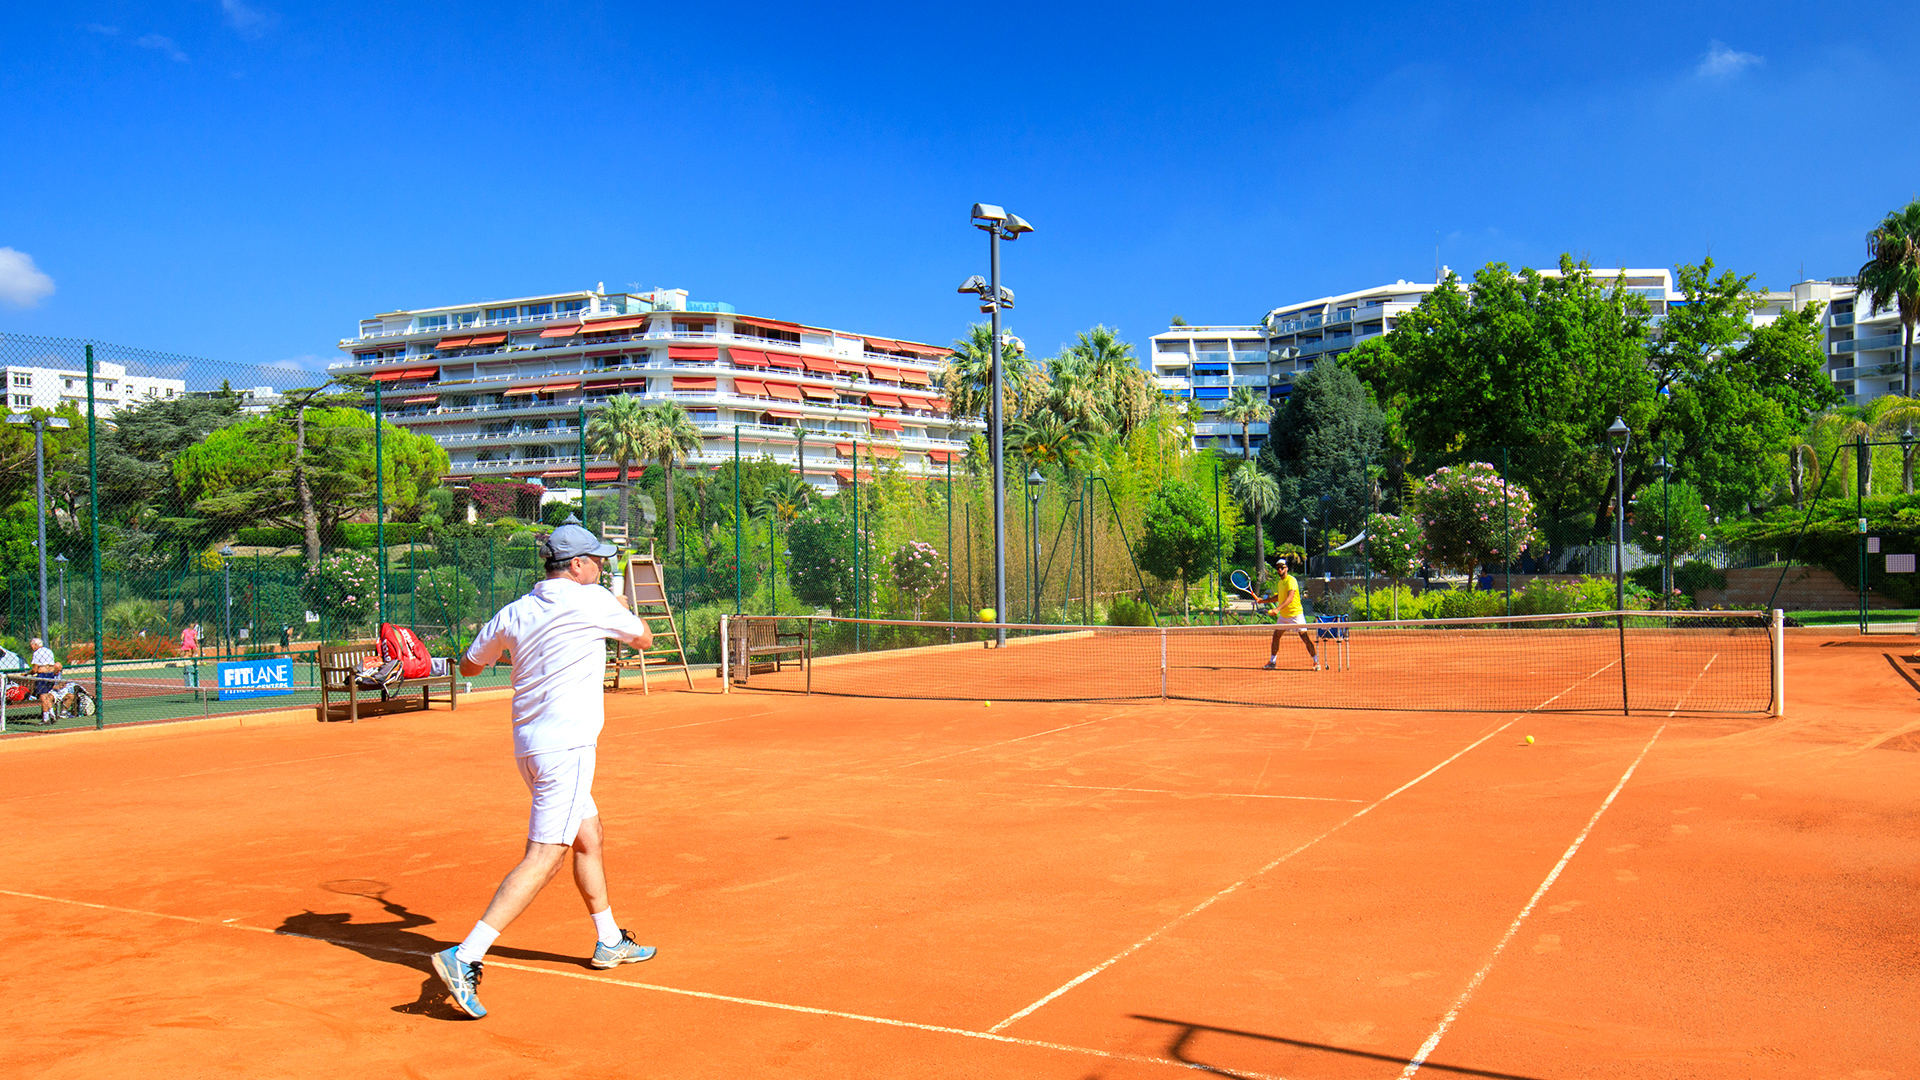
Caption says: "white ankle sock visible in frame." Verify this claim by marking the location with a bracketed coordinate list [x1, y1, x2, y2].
[591, 907, 620, 947]
[455, 920, 499, 964]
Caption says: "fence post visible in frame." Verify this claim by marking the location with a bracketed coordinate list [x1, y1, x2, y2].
[719, 613, 730, 693]
[375, 379, 386, 627]
[87, 343, 103, 728]
[1159, 627, 1168, 700]
[1770, 608, 1785, 716]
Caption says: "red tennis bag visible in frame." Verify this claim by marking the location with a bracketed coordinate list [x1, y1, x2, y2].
[378, 623, 433, 681]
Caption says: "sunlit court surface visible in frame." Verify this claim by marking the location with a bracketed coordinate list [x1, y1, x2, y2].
[1, 630, 1914, 1079]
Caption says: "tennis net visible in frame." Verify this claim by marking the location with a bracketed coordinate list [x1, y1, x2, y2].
[721, 610, 1782, 715]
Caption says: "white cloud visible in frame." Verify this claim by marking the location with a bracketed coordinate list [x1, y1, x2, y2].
[220, 0, 270, 38]
[1697, 40, 1762, 78]
[0, 248, 56, 308]
[264, 355, 323, 372]
[86, 23, 119, 36]
[137, 33, 190, 62]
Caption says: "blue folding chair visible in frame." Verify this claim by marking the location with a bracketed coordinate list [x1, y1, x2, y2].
[1314, 613, 1350, 671]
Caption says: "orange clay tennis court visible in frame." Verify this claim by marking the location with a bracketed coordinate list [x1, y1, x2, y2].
[0, 630, 1914, 1078]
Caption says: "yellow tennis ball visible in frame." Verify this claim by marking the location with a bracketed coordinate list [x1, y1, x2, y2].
[983, 700, 992, 707]
[1525, 735, 1535, 745]
[978, 608, 996, 622]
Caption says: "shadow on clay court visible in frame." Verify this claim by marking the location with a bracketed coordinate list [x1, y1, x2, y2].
[274, 885, 595, 1022]
[1126, 1015, 1549, 1080]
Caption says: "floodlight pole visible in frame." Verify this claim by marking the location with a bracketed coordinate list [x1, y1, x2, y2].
[32, 419, 49, 643]
[1608, 416, 1631, 715]
[989, 228, 1007, 643]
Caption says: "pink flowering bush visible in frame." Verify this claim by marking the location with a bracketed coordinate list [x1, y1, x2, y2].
[889, 540, 947, 619]
[1415, 463, 1545, 574]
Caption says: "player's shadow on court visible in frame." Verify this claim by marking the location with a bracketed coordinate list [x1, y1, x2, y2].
[274, 887, 592, 1022]
[1120, 1015, 1550, 1080]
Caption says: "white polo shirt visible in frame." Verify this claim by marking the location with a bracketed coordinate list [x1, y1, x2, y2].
[464, 578, 652, 759]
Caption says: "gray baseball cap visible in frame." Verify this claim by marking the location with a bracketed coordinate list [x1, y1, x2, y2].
[541, 524, 617, 563]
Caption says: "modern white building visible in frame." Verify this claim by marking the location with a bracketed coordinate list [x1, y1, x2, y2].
[1778, 277, 1907, 405]
[2, 359, 185, 417]
[332, 286, 970, 491]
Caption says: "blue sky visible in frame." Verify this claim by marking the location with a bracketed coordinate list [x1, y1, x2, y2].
[2, 2, 1915, 375]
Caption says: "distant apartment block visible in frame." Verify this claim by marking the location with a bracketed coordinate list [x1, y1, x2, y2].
[2, 359, 185, 417]
[332, 286, 970, 491]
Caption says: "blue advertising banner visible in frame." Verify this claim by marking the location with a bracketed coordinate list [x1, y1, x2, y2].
[217, 658, 293, 701]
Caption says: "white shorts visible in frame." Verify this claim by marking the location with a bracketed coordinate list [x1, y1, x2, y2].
[1273, 613, 1307, 627]
[516, 747, 599, 845]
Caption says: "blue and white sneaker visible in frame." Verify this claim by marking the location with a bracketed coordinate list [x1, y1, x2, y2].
[591, 929, 656, 968]
[431, 946, 486, 1018]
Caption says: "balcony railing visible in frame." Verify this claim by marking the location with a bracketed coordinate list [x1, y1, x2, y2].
[1833, 332, 1904, 355]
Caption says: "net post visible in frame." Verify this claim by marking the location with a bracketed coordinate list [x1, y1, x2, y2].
[1770, 608, 1785, 716]
[1159, 627, 1168, 700]
[719, 614, 730, 693]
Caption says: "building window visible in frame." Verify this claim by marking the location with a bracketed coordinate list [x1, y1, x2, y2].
[521, 303, 553, 318]
[451, 311, 478, 328]
[556, 299, 587, 315]
[11, 395, 27, 407]
[416, 314, 450, 331]
[687, 409, 717, 422]
[486, 307, 518, 322]
[11, 373, 30, 387]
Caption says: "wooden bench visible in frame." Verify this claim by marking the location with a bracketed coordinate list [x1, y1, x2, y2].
[727, 619, 808, 687]
[316, 642, 458, 723]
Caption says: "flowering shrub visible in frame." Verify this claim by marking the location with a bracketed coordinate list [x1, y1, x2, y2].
[787, 502, 869, 614]
[300, 550, 380, 631]
[889, 540, 947, 619]
[1365, 513, 1425, 579]
[1629, 478, 1713, 559]
[1415, 463, 1544, 574]
[66, 635, 182, 664]
[470, 479, 546, 522]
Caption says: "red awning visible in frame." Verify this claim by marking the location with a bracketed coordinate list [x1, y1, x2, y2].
[868, 445, 901, 459]
[865, 364, 899, 381]
[897, 368, 932, 386]
[834, 469, 875, 483]
[870, 416, 904, 432]
[503, 386, 540, 396]
[834, 442, 855, 457]
[799, 385, 836, 401]
[465, 333, 507, 347]
[371, 369, 409, 382]
[405, 366, 440, 379]
[668, 346, 718, 362]
[801, 356, 838, 375]
[931, 398, 950, 412]
[862, 336, 899, 352]
[584, 468, 623, 482]
[733, 315, 804, 335]
[541, 468, 580, 478]
[437, 337, 472, 349]
[766, 354, 804, 370]
[401, 395, 438, 405]
[729, 348, 770, 367]
[895, 341, 948, 358]
[733, 377, 767, 396]
[764, 382, 804, 402]
[836, 361, 867, 377]
[926, 449, 953, 464]
[672, 376, 717, 391]
[867, 392, 904, 408]
[581, 317, 646, 334]
[585, 377, 647, 391]
[543, 381, 579, 392]
[539, 323, 583, 338]
[763, 409, 804, 419]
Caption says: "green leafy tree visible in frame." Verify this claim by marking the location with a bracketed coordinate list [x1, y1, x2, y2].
[1415, 463, 1543, 575]
[586, 393, 650, 533]
[942, 323, 1038, 426]
[1629, 478, 1712, 561]
[1857, 200, 1920, 396]
[787, 497, 859, 613]
[1364, 511, 1425, 618]
[1057, 325, 1156, 436]
[1227, 462, 1280, 589]
[889, 540, 945, 620]
[1257, 360, 1383, 543]
[1138, 478, 1229, 617]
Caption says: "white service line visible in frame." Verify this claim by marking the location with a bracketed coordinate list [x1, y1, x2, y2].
[989, 656, 1622, 1035]
[0, 886, 1285, 1080]
[1396, 722, 1668, 1078]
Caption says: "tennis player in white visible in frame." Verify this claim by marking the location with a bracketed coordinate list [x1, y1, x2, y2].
[432, 523, 655, 1019]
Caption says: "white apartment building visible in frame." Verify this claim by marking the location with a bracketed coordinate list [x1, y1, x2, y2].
[2, 360, 185, 417]
[1778, 277, 1907, 406]
[333, 286, 971, 491]
[1152, 268, 1681, 456]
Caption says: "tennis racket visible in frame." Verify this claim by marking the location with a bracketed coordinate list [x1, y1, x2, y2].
[1228, 569, 1259, 599]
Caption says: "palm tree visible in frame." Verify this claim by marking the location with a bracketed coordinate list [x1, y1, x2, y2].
[1218, 385, 1273, 459]
[1060, 325, 1153, 435]
[942, 323, 1036, 426]
[585, 393, 650, 533]
[1866, 394, 1920, 494]
[1228, 462, 1282, 590]
[641, 401, 702, 557]
[1810, 409, 1874, 496]
[753, 472, 813, 527]
[1857, 200, 1920, 396]
[1008, 414, 1092, 475]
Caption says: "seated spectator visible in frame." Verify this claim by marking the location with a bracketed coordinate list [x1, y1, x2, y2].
[28, 637, 61, 726]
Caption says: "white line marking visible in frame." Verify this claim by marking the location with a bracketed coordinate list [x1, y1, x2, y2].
[1668, 655, 1716, 718]
[891, 718, 1109, 770]
[990, 658, 1620, 1034]
[0, 886, 1281, 1079]
[1397, 722, 1668, 1078]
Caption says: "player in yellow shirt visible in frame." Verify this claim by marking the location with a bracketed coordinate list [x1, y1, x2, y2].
[1261, 556, 1320, 671]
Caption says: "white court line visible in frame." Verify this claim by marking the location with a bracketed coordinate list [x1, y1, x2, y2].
[889, 718, 1109, 770]
[1397, 722, 1669, 1078]
[989, 657, 1622, 1035]
[0, 886, 1284, 1080]
[0, 750, 381, 804]
[637, 759, 1359, 802]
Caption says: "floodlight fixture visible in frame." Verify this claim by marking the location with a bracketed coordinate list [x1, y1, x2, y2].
[1003, 213, 1034, 236]
[46, 417, 70, 430]
[220, 545, 236, 557]
[971, 203, 1008, 225]
[957, 275, 988, 294]
[5, 415, 26, 426]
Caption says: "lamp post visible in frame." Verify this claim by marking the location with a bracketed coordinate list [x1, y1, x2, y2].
[1655, 448, 1671, 608]
[1026, 468, 1045, 623]
[55, 554, 68, 631]
[220, 545, 236, 661]
[1301, 517, 1310, 575]
[7, 413, 71, 643]
[959, 203, 1035, 645]
[1607, 416, 1631, 714]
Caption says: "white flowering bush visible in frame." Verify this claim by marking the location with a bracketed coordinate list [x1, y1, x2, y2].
[300, 550, 380, 631]
[889, 540, 946, 619]
[1415, 463, 1544, 575]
